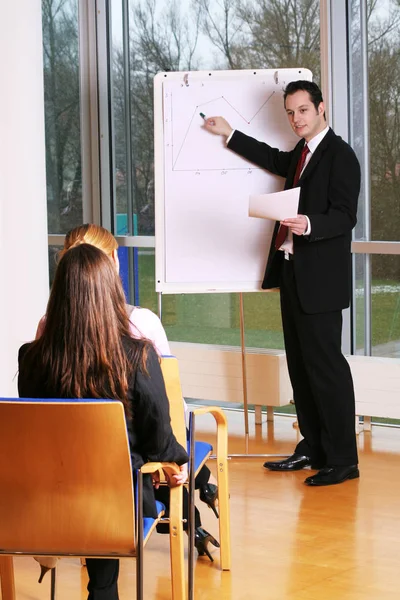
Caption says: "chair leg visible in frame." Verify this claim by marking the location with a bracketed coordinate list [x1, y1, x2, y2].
[50, 566, 56, 600]
[0, 557, 16, 600]
[188, 413, 196, 600]
[216, 419, 231, 571]
[169, 484, 185, 600]
[136, 470, 144, 600]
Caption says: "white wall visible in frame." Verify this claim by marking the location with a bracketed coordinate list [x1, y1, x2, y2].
[0, 0, 49, 396]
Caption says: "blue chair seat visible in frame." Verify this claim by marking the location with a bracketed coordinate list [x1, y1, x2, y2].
[143, 500, 165, 538]
[187, 440, 213, 474]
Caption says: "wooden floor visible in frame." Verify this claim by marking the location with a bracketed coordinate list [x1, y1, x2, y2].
[6, 411, 400, 600]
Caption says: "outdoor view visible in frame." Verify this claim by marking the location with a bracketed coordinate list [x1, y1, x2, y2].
[42, 0, 399, 356]
[42, 0, 82, 234]
[350, 0, 400, 356]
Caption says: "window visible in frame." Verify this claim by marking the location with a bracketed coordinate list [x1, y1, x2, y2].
[42, 0, 83, 235]
[350, 0, 400, 358]
[107, 0, 321, 348]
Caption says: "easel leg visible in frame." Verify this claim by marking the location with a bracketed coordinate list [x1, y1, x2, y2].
[239, 293, 249, 444]
[233, 293, 289, 459]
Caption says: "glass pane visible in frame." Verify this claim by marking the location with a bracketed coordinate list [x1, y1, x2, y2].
[110, 0, 320, 347]
[133, 250, 240, 345]
[350, 0, 400, 354]
[136, 248, 157, 312]
[349, 0, 367, 241]
[163, 294, 241, 347]
[371, 254, 400, 357]
[351, 0, 400, 242]
[48, 245, 62, 286]
[42, 0, 83, 234]
[354, 252, 366, 352]
[131, 249, 285, 348]
[354, 253, 400, 358]
[368, 0, 400, 242]
[243, 292, 284, 350]
[111, 1, 129, 230]
[110, 0, 321, 237]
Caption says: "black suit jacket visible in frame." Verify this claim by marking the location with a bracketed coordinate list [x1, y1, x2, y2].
[228, 128, 361, 314]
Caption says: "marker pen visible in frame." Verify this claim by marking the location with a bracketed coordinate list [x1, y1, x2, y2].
[200, 112, 216, 126]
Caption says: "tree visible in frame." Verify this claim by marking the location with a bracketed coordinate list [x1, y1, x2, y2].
[113, 0, 324, 234]
[196, 0, 320, 79]
[369, 43, 400, 244]
[112, 0, 202, 234]
[195, 0, 247, 69]
[364, 1, 400, 278]
[42, 0, 81, 234]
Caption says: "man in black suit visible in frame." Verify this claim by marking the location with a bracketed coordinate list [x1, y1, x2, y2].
[205, 80, 360, 486]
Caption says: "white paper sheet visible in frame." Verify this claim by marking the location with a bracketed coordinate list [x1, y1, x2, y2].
[249, 187, 300, 221]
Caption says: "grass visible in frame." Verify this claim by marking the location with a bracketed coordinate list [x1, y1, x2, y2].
[138, 253, 400, 425]
[138, 253, 400, 351]
[355, 291, 400, 351]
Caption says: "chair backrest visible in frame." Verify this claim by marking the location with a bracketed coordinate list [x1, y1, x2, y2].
[0, 399, 136, 557]
[160, 358, 187, 449]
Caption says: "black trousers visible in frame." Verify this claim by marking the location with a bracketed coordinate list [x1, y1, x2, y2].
[280, 259, 358, 466]
[86, 559, 119, 600]
[155, 463, 210, 533]
[85, 464, 211, 598]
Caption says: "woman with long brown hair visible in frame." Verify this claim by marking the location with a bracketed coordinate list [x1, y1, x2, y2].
[36, 224, 220, 559]
[18, 244, 188, 600]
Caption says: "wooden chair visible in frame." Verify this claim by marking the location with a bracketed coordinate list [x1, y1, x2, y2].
[160, 357, 231, 595]
[0, 398, 186, 600]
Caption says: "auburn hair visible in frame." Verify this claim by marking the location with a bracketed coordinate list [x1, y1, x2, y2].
[59, 224, 118, 260]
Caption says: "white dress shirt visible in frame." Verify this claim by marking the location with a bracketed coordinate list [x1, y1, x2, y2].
[279, 125, 329, 254]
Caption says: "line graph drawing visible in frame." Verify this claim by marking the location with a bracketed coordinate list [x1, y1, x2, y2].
[172, 106, 198, 169]
[169, 92, 278, 173]
[223, 92, 275, 124]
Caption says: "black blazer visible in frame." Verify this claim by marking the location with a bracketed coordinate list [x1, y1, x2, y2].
[228, 128, 361, 314]
[18, 340, 188, 518]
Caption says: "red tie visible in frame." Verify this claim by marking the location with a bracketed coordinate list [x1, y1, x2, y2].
[275, 144, 310, 250]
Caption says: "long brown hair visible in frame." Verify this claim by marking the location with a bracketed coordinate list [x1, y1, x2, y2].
[23, 244, 148, 413]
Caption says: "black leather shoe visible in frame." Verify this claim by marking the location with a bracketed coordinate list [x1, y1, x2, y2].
[304, 465, 359, 486]
[263, 453, 322, 471]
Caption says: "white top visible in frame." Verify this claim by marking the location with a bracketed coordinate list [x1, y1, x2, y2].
[305, 126, 330, 156]
[279, 125, 330, 253]
[36, 306, 171, 357]
[128, 306, 171, 356]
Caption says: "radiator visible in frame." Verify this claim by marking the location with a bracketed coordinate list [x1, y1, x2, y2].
[170, 342, 400, 421]
[347, 355, 400, 420]
[169, 342, 292, 407]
